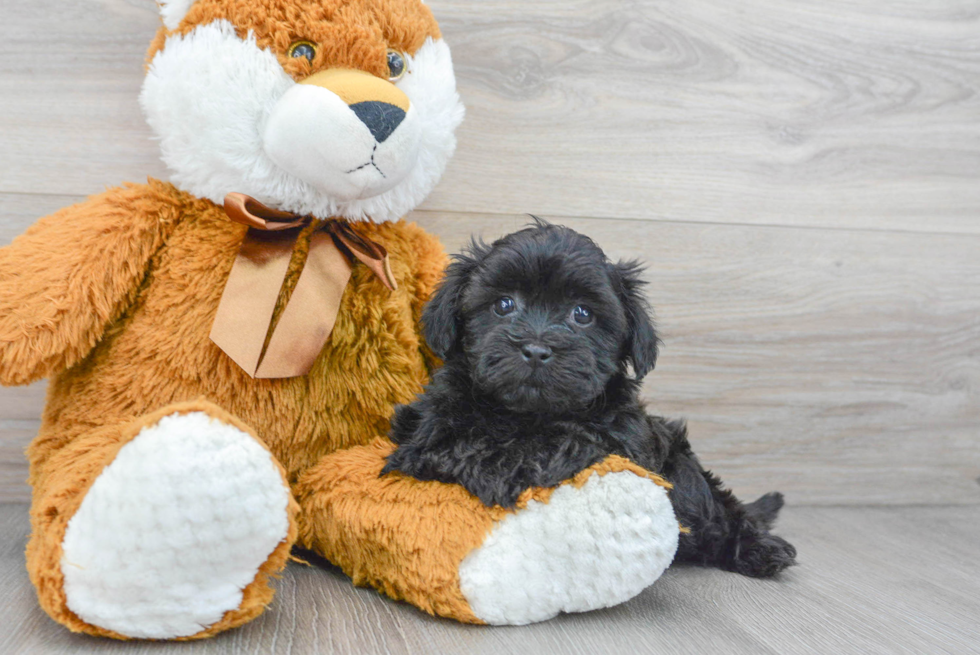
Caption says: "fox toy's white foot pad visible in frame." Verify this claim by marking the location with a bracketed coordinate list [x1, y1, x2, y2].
[458, 471, 679, 625]
[60, 411, 292, 639]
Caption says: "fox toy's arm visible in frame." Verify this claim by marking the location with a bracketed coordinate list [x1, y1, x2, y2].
[0, 181, 185, 386]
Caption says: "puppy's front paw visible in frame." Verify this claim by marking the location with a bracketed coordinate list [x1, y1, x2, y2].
[731, 531, 797, 578]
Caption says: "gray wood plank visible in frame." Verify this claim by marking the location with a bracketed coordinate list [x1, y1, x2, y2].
[1, 1, 978, 233]
[2, 210, 979, 505]
[430, 0, 980, 233]
[0, 380, 46, 421]
[0, 0, 169, 195]
[0, 422, 36, 504]
[1, 504, 978, 654]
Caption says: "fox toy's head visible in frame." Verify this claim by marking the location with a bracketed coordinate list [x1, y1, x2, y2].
[141, 0, 464, 221]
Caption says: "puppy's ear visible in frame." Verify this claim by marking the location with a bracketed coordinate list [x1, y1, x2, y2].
[422, 240, 490, 359]
[611, 260, 660, 379]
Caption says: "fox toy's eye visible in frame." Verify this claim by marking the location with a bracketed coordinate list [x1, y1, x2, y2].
[571, 305, 594, 326]
[493, 297, 516, 317]
[386, 49, 407, 81]
[288, 41, 317, 63]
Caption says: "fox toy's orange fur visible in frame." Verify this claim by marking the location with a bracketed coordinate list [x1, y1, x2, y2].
[146, 0, 441, 78]
[7, 181, 446, 484]
[0, 176, 446, 636]
[1, 0, 680, 639]
[0, 0, 458, 638]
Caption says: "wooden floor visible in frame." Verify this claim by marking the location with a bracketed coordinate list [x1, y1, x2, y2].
[2, 503, 978, 655]
[1, 0, 979, 652]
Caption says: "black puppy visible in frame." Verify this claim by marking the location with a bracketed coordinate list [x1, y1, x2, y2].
[382, 222, 796, 578]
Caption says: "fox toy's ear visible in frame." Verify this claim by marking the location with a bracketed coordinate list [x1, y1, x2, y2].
[610, 260, 660, 380]
[157, 0, 195, 30]
[422, 240, 490, 360]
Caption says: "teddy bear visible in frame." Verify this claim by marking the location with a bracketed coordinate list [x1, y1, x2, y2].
[0, 0, 679, 639]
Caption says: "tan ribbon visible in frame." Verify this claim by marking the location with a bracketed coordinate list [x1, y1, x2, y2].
[210, 193, 397, 379]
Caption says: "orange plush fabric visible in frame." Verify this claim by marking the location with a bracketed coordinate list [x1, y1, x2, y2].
[295, 439, 492, 623]
[4, 181, 446, 486]
[1, 177, 677, 636]
[295, 439, 674, 625]
[0, 178, 450, 637]
[145, 0, 441, 79]
[0, 181, 186, 387]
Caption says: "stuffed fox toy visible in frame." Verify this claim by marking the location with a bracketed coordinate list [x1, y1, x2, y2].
[0, 0, 679, 639]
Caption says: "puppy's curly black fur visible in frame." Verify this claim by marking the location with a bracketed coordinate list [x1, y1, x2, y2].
[383, 221, 796, 578]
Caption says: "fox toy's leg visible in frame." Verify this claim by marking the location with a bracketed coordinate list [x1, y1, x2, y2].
[27, 401, 298, 640]
[294, 439, 680, 626]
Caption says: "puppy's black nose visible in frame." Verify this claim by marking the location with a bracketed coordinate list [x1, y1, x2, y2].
[349, 101, 406, 143]
[521, 343, 553, 364]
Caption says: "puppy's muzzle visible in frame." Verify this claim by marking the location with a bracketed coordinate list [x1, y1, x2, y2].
[520, 342, 553, 365]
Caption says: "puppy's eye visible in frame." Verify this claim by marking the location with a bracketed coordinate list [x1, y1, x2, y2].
[387, 49, 407, 81]
[288, 40, 317, 62]
[571, 305, 594, 326]
[493, 297, 516, 317]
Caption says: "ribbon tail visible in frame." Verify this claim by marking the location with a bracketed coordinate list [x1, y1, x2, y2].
[210, 229, 297, 377]
[254, 231, 352, 379]
[331, 225, 398, 291]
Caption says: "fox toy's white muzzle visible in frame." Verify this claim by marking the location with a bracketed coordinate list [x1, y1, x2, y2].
[263, 68, 422, 202]
[141, 20, 463, 221]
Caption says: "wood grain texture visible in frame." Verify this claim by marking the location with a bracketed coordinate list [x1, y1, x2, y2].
[1, 208, 978, 505]
[431, 0, 980, 232]
[1, 503, 978, 654]
[0, 0, 978, 232]
[0, 1, 168, 194]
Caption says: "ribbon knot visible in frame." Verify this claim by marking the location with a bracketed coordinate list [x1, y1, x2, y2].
[209, 193, 397, 379]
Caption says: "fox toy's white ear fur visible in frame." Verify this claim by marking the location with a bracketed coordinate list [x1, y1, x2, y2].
[158, 0, 195, 30]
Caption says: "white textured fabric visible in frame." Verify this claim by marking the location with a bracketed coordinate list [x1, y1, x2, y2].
[459, 472, 679, 626]
[158, 0, 195, 31]
[141, 20, 464, 221]
[263, 85, 422, 202]
[60, 411, 292, 639]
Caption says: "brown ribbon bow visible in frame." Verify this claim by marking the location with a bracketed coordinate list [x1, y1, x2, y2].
[210, 193, 397, 379]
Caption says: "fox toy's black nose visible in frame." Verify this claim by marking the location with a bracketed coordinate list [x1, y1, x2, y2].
[521, 343, 553, 364]
[349, 101, 406, 143]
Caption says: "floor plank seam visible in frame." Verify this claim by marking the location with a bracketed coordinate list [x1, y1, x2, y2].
[4, 194, 978, 239]
[411, 208, 980, 239]
[0, 190, 88, 201]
